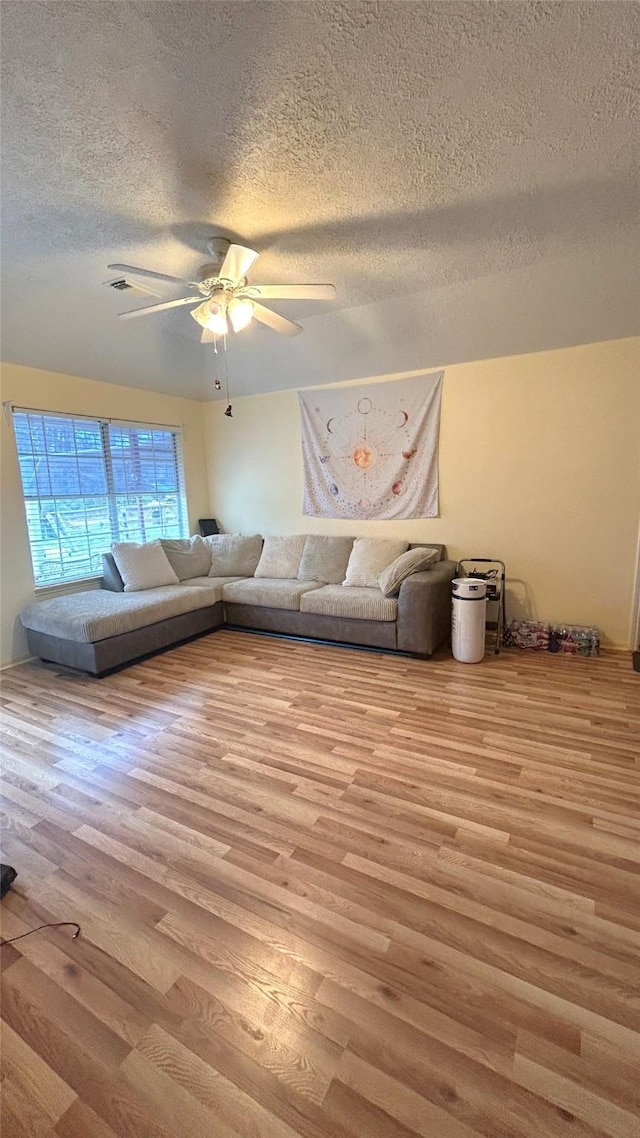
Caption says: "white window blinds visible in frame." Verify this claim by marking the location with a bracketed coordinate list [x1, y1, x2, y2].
[12, 409, 188, 586]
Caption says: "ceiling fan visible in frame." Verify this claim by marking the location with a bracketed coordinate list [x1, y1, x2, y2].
[108, 238, 335, 340]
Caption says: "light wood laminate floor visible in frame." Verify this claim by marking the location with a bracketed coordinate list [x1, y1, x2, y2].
[1, 632, 639, 1138]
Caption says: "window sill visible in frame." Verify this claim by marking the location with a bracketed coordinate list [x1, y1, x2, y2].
[33, 574, 102, 597]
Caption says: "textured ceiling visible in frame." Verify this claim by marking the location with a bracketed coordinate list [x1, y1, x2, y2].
[1, 1, 638, 400]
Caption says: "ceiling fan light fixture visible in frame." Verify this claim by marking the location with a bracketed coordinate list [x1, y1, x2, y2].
[110, 241, 334, 339]
[207, 309, 229, 335]
[191, 299, 228, 335]
[228, 298, 254, 333]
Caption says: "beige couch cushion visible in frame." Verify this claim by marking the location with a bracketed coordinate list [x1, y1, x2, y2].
[20, 585, 222, 644]
[378, 546, 440, 597]
[343, 537, 409, 588]
[111, 540, 179, 592]
[300, 584, 398, 621]
[160, 536, 211, 580]
[298, 535, 354, 584]
[254, 535, 307, 579]
[177, 576, 245, 600]
[205, 534, 263, 577]
[222, 578, 323, 611]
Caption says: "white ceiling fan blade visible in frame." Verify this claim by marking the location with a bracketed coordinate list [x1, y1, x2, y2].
[251, 301, 302, 337]
[240, 283, 336, 301]
[219, 244, 259, 285]
[108, 264, 201, 290]
[117, 296, 202, 320]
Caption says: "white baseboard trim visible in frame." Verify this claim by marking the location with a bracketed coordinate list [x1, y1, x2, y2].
[0, 655, 36, 671]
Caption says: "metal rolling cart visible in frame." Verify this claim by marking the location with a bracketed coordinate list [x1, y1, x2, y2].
[456, 558, 506, 655]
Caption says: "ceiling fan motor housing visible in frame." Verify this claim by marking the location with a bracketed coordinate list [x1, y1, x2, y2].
[196, 238, 232, 286]
[206, 236, 230, 261]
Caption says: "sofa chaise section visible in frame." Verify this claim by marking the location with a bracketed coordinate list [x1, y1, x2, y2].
[19, 579, 239, 675]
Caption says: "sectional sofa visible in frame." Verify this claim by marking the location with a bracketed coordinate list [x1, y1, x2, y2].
[20, 533, 457, 676]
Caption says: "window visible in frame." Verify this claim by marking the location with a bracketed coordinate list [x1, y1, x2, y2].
[13, 410, 188, 586]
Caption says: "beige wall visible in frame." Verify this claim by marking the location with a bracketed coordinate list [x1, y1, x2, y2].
[204, 337, 640, 648]
[3, 341, 638, 665]
[0, 362, 209, 666]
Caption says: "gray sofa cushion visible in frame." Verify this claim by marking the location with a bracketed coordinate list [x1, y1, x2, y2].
[101, 552, 125, 592]
[205, 534, 263, 577]
[300, 584, 398, 621]
[298, 535, 354, 584]
[160, 536, 211, 580]
[20, 585, 222, 643]
[222, 578, 323, 611]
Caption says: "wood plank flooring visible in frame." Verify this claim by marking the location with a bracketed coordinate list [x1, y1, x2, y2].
[0, 631, 639, 1138]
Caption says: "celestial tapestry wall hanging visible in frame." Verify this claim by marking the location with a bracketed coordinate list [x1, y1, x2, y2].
[299, 371, 443, 520]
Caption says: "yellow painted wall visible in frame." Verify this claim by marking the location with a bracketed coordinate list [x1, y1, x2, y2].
[204, 337, 640, 648]
[0, 363, 209, 666]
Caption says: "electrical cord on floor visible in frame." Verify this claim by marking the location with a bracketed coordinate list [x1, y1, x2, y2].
[0, 921, 81, 946]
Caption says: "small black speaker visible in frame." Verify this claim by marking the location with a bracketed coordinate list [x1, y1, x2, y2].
[1, 864, 17, 898]
[198, 518, 219, 537]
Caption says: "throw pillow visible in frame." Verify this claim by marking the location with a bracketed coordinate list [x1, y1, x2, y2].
[378, 546, 439, 597]
[254, 535, 307, 579]
[297, 536, 354, 584]
[111, 540, 179, 593]
[343, 537, 409, 588]
[205, 534, 263, 577]
[160, 536, 211, 581]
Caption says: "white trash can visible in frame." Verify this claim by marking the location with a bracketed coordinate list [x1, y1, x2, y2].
[452, 578, 487, 663]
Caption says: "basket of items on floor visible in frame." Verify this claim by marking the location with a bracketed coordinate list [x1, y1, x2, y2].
[504, 619, 600, 656]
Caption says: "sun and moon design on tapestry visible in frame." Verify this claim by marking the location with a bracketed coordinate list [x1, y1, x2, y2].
[300, 372, 442, 520]
[314, 394, 418, 515]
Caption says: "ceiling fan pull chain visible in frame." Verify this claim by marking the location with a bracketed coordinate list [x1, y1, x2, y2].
[211, 337, 222, 391]
[223, 339, 232, 417]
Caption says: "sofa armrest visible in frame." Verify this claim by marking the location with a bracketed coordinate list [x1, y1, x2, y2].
[101, 552, 124, 592]
[396, 559, 457, 655]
